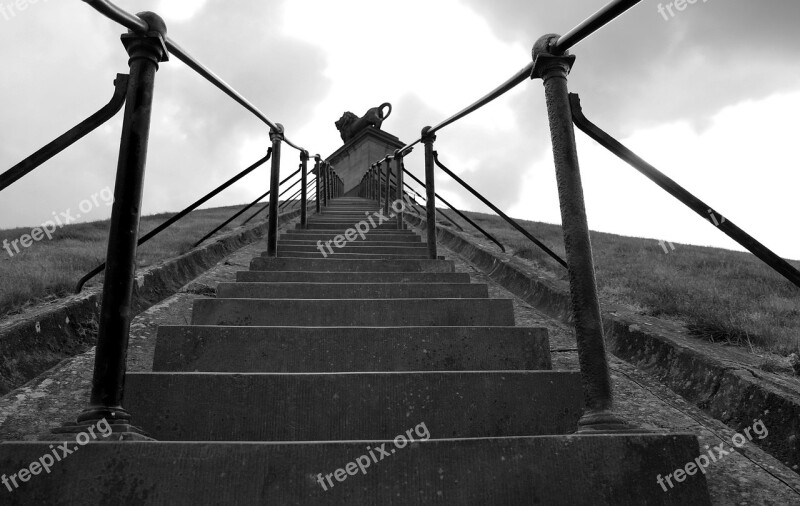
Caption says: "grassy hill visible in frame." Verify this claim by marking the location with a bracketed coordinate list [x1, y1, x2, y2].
[1, 202, 798, 358]
[0, 203, 265, 318]
[439, 209, 800, 356]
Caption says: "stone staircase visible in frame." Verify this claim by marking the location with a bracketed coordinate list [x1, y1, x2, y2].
[1, 197, 710, 504]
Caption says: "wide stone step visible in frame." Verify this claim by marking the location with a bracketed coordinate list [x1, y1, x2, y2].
[302, 223, 399, 230]
[191, 298, 514, 326]
[282, 232, 419, 243]
[217, 282, 488, 299]
[277, 251, 430, 260]
[124, 371, 582, 440]
[279, 240, 424, 248]
[0, 437, 711, 504]
[152, 326, 550, 372]
[237, 271, 471, 283]
[250, 257, 454, 273]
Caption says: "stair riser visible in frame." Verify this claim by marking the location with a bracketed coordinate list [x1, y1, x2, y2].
[250, 258, 454, 273]
[279, 241, 424, 248]
[191, 299, 514, 326]
[125, 372, 583, 440]
[236, 272, 471, 283]
[153, 326, 550, 372]
[0, 438, 711, 505]
[276, 252, 430, 260]
[216, 283, 489, 299]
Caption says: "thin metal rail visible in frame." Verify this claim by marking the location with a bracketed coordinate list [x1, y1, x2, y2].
[82, 0, 307, 152]
[570, 93, 800, 289]
[555, 0, 644, 53]
[241, 167, 303, 225]
[75, 151, 272, 292]
[433, 153, 568, 269]
[1, 74, 128, 192]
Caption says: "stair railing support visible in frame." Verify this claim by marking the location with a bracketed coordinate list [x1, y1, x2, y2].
[266, 123, 284, 257]
[394, 150, 405, 229]
[383, 156, 392, 217]
[55, 12, 168, 439]
[313, 154, 321, 213]
[300, 150, 309, 228]
[421, 126, 438, 259]
[531, 34, 632, 433]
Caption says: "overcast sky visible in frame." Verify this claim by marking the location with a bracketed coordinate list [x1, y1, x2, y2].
[2, 0, 799, 260]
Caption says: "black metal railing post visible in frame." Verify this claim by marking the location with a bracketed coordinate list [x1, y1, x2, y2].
[394, 150, 405, 229]
[58, 12, 168, 438]
[531, 34, 632, 433]
[377, 161, 384, 208]
[322, 162, 329, 207]
[384, 156, 392, 217]
[370, 164, 377, 201]
[266, 123, 284, 257]
[314, 155, 322, 213]
[421, 126, 438, 259]
[300, 150, 309, 229]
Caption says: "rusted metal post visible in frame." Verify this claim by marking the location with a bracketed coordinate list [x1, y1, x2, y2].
[421, 126, 438, 259]
[314, 155, 321, 214]
[394, 150, 405, 229]
[531, 34, 631, 433]
[58, 12, 168, 438]
[266, 123, 284, 257]
[384, 156, 392, 217]
[300, 150, 309, 228]
[321, 161, 329, 207]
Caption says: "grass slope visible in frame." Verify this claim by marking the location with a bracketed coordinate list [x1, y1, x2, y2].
[0, 203, 274, 318]
[440, 209, 800, 356]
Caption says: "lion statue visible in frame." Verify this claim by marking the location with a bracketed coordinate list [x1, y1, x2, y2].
[335, 103, 392, 144]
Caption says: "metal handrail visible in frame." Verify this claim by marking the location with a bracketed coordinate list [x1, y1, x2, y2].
[555, 0, 643, 53]
[401, 177, 506, 252]
[82, 0, 307, 152]
[75, 150, 272, 292]
[570, 93, 800, 289]
[433, 152, 568, 269]
[241, 167, 303, 225]
[0, 74, 128, 192]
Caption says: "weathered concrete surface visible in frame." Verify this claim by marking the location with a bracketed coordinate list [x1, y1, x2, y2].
[0, 209, 798, 504]
[0, 208, 308, 395]
[236, 271, 470, 283]
[406, 213, 800, 473]
[216, 282, 488, 299]
[325, 127, 405, 193]
[124, 371, 583, 440]
[152, 326, 552, 372]
[191, 298, 515, 327]
[250, 257, 454, 273]
[0, 436, 708, 505]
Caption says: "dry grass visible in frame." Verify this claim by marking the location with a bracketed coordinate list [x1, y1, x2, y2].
[444, 210, 800, 356]
[0, 203, 276, 318]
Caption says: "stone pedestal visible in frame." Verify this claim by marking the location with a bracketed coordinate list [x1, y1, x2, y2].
[325, 127, 405, 195]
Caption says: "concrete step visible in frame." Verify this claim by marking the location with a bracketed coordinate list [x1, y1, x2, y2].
[124, 371, 582, 440]
[152, 326, 550, 372]
[276, 246, 428, 257]
[276, 251, 430, 260]
[278, 240, 425, 248]
[282, 232, 420, 243]
[236, 271, 471, 283]
[0, 437, 711, 504]
[191, 298, 514, 326]
[301, 223, 400, 230]
[216, 282, 489, 299]
[250, 257, 454, 273]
